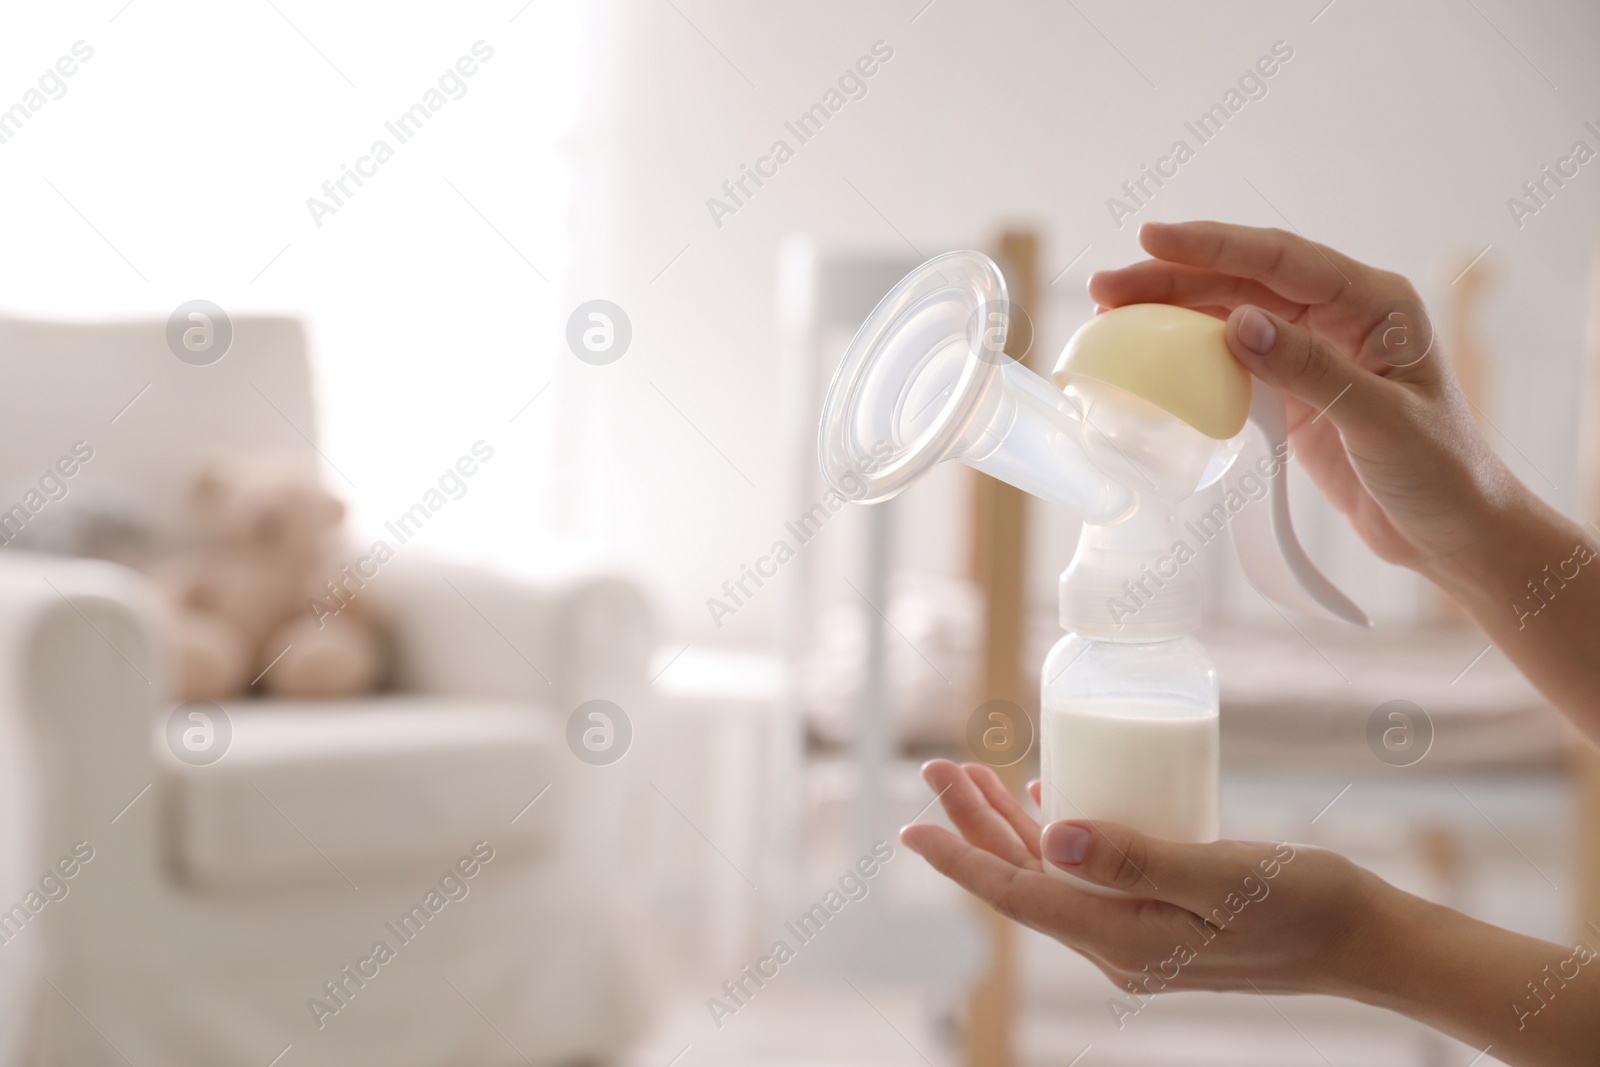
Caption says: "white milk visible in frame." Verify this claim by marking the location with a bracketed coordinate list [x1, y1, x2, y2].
[1039, 698, 1218, 895]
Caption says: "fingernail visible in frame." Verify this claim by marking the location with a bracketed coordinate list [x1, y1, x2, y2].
[1042, 822, 1092, 867]
[1237, 306, 1277, 355]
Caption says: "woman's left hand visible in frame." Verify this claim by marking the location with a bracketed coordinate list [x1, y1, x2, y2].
[900, 759, 1386, 1001]
[904, 759, 1600, 1063]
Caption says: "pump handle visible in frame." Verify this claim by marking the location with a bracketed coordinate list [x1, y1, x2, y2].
[1226, 383, 1372, 627]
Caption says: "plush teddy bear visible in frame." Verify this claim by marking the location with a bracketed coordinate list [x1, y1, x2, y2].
[159, 455, 384, 701]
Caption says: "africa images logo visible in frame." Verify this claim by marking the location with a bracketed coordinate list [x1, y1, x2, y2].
[166, 701, 231, 766]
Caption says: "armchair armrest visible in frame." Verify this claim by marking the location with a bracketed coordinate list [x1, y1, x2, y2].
[0, 552, 164, 1063]
[373, 556, 656, 709]
[0, 553, 165, 843]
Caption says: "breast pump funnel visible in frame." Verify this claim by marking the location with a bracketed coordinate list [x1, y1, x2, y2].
[818, 251, 1133, 525]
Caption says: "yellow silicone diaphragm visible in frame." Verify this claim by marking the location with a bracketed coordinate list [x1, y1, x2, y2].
[1052, 304, 1251, 441]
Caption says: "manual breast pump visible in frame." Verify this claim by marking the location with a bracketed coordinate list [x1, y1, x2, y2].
[817, 251, 1368, 895]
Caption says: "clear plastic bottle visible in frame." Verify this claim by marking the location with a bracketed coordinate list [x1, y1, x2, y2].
[1039, 631, 1219, 896]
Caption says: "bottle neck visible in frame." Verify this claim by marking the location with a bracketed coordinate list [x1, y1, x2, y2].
[1059, 494, 1203, 640]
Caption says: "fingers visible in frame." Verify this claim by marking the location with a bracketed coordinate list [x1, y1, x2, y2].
[918, 759, 1034, 866]
[1226, 305, 1399, 436]
[902, 809, 1275, 977]
[1129, 222, 1445, 388]
[1039, 818, 1260, 915]
[1138, 221, 1362, 306]
[1088, 259, 1305, 321]
[899, 822, 1119, 938]
[963, 763, 1042, 859]
[1027, 779, 1041, 807]
[899, 822, 1031, 908]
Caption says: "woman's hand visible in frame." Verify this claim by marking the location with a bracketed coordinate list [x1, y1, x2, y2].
[900, 759, 1383, 1000]
[1088, 220, 1516, 577]
[903, 760, 1600, 1064]
[1089, 220, 1600, 736]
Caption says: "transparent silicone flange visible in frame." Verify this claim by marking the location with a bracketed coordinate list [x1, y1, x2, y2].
[817, 251, 1132, 524]
[817, 250, 1007, 502]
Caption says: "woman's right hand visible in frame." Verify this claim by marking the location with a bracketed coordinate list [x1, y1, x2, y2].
[1091, 220, 1600, 737]
[1088, 220, 1519, 580]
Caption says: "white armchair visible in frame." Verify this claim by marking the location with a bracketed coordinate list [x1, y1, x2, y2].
[0, 312, 652, 1066]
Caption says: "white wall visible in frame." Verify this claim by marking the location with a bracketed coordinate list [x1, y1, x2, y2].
[563, 0, 1600, 647]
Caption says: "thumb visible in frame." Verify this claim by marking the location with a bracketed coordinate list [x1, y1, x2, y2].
[1041, 819, 1255, 913]
[1226, 305, 1390, 432]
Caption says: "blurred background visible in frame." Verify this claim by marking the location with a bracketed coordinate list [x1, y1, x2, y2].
[0, 0, 1597, 1064]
